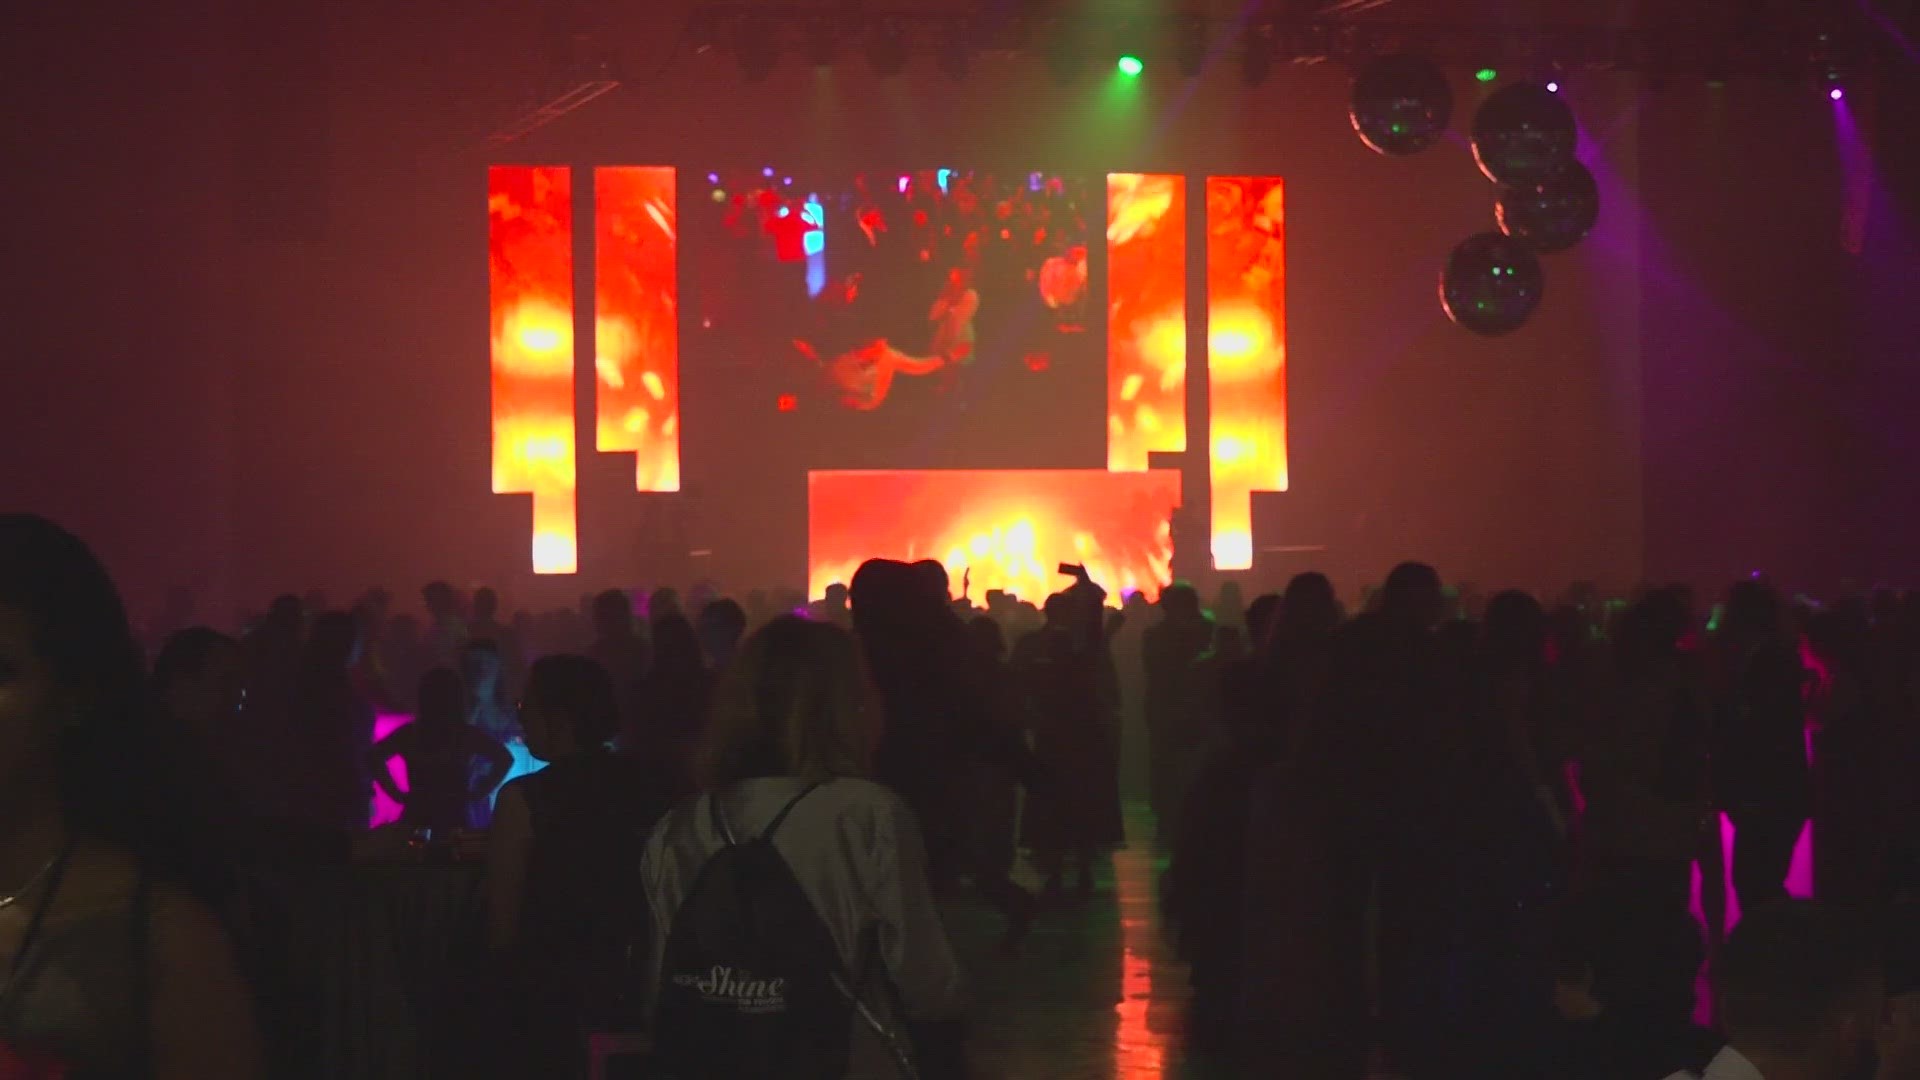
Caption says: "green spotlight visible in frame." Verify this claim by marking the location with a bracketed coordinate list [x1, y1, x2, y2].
[1475, 67, 1498, 83]
[1117, 55, 1144, 76]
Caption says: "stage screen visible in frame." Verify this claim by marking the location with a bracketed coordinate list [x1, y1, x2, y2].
[808, 468, 1182, 604]
[685, 168, 1104, 467]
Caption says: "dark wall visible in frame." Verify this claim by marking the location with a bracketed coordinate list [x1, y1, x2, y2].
[11, 0, 1911, 625]
[1636, 81, 1920, 592]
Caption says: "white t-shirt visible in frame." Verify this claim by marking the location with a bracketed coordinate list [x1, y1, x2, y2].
[642, 777, 966, 1076]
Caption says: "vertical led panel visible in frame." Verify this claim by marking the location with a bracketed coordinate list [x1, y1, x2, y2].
[808, 469, 1183, 604]
[489, 166, 578, 574]
[1206, 176, 1288, 570]
[594, 166, 680, 491]
[1106, 173, 1187, 472]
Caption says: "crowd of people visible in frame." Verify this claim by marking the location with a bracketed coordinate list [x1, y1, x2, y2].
[4, 509, 1920, 1079]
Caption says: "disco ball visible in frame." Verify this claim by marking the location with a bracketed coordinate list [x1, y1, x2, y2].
[1350, 55, 1453, 156]
[1440, 232, 1545, 335]
[1471, 82, 1578, 183]
[1496, 162, 1600, 253]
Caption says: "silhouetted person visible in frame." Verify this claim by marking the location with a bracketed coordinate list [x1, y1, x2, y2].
[1585, 594, 1716, 925]
[151, 627, 255, 904]
[0, 514, 261, 1076]
[487, 654, 676, 1072]
[288, 611, 376, 836]
[1680, 901, 1883, 1080]
[853, 559, 1035, 948]
[421, 580, 467, 667]
[588, 588, 649, 734]
[369, 668, 510, 835]
[1712, 581, 1810, 908]
[1142, 583, 1214, 826]
[697, 598, 748, 672]
[1014, 579, 1122, 901]
[624, 614, 709, 804]
[467, 586, 522, 693]
[460, 640, 530, 824]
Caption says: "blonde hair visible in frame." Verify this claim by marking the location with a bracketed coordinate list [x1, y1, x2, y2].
[703, 616, 874, 785]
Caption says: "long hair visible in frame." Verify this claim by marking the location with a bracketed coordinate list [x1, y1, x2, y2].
[0, 514, 186, 878]
[704, 616, 873, 785]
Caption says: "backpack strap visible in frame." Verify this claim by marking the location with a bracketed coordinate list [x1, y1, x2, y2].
[708, 780, 826, 847]
[760, 782, 824, 843]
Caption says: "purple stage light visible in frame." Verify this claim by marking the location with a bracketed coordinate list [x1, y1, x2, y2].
[1830, 86, 1845, 101]
[1546, 81, 1559, 93]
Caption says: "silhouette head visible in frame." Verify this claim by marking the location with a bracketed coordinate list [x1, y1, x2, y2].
[473, 587, 499, 623]
[1484, 590, 1546, 663]
[1381, 562, 1444, 629]
[1159, 582, 1202, 622]
[911, 560, 951, 605]
[154, 627, 245, 737]
[421, 581, 456, 619]
[0, 514, 158, 858]
[1281, 572, 1340, 642]
[521, 654, 620, 762]
[652, 614, 704, 673]
[823, 583, 849, 609]
[265, 594, 304, 635]
[592, 588, 634, 641]
[697, 599, 747, 662]
[1244, 593, 1282, 647]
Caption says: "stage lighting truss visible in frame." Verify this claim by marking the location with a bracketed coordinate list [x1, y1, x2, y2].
[667, 5, 1890, 90]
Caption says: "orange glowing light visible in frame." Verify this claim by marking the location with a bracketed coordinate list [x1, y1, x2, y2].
[808, 470, 1183, 605]
[1107, 174, 1187, 472]
[595, 166, 680, 492]
[1206, 176, 1288, 571]
[490, 166, 578, 574]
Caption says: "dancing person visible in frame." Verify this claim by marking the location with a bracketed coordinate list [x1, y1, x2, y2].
[854, 560, 1036, 951]
[927, 267, 978, 366]
[1142, 583, 1214, 829]
[459, 640, 537, 824]
[588, 588, 649, 732]
[1676, 901, 1883, 1080]
[1014, 574, 1123, 902]
[369, 668, 511, 836]
[643, 616, 967, 1079]
[696, 598, 748, 672]
[623, 613, 709, 804]
[0, 514, 261, 1077]
[288, 611, 377, 837]
[1712, 581, 1811, 909]
[487, 654, 675, 1072]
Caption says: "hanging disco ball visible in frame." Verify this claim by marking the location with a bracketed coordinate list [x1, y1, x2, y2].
[1496, 162, 1600, 253]
[1350, 55, 1454, 156]
[1440, 232, 1545, 335]
[1471, 82, 1578, 183]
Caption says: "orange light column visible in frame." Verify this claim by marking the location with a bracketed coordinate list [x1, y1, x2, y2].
[1106, 173, 1188, 472]
[489, 166, 578, 574]
[594, 167, 680, 491]
[1205, 176, 1288, 571]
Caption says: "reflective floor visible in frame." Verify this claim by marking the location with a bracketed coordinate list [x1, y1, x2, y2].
[947, 803, 1199, 1080]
